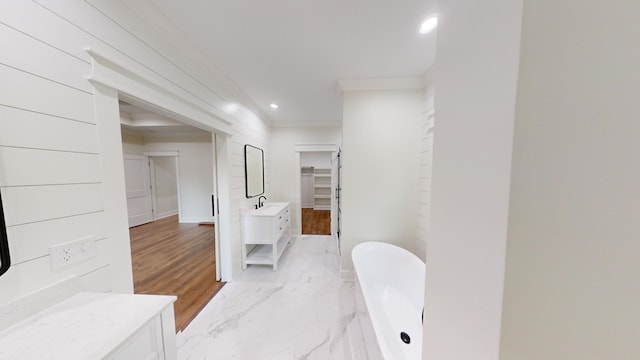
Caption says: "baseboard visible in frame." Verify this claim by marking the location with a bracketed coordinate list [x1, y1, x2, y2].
[179, 216, 216, 224]
[154, 210, 178, 221]
[340, 269, 355, 281]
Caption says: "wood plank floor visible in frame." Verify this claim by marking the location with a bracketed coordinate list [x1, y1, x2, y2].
[301, 208, 331, 235]
[129, 215, 224, 332]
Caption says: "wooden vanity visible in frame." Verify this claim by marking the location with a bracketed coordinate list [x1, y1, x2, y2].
[241, 202, 291, 271]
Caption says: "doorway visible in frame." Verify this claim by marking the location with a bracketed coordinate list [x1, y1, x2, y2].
[120, 99, 223, 332]
[299, 150, 335, 235]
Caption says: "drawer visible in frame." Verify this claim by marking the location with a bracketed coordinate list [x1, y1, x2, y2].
[272, 207, 289, 238]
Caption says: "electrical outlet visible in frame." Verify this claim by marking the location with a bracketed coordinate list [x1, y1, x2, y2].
[49, 235, 97, 271]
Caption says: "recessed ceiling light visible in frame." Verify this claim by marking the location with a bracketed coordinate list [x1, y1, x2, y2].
[270, 103, 279, 110]
[419, 16, 438, 34]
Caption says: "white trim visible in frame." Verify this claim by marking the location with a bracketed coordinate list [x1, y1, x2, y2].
[340, 269, 355, 281]
[87, 50, 233, 283]
[92, 83, 134, 293]
[294, 151, 302, 238]
[179, 217, 216, 224]
[211, 134, 221, 281]
[294, 144, 339, 153]
[294, 144, 339, 240]
[174, 156, 183, 225]
[271, 121, 342, 128]
[154, 210, 179, 220]
[86, 48, 233, 135]
[338, 76, 425, 92]
[143, 150, 179, 157]
[215, 134, 234, 281]
[149, 157, 158, 221]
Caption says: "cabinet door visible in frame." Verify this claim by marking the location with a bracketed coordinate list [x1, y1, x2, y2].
[243, 217, 274, 244]
[108, 317, 164, 360]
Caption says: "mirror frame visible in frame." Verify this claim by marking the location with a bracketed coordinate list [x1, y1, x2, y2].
[244, 144, 265, 198]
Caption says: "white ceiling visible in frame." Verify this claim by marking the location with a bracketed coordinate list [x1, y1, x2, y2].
[130, 0, 438, 126]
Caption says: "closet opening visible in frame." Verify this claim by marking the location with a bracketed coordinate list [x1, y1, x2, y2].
[296, 145, 338, 238]
[300, 152, 332, 235]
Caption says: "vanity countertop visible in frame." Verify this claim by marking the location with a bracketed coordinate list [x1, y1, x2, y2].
[243, 202, 289, 217]
[0, 292, 176, 360]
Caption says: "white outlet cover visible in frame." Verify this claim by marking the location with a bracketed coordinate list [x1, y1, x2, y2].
[49, 235, 97, 271]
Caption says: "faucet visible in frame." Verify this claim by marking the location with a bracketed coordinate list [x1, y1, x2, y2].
[257, 195, 267, 209]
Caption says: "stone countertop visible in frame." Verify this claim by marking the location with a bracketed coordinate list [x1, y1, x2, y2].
[242, 202, 289, 217]
[0, 292, 176, 360]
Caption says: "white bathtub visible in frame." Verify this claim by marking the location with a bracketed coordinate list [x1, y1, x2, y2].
[352, 242, 425, 360]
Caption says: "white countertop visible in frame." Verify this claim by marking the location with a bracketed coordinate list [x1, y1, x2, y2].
[243, 202, 289, 217]
[0, 292, 176, 360]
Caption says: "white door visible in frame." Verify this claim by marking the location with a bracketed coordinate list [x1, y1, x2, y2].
[123, 154, 153, 227]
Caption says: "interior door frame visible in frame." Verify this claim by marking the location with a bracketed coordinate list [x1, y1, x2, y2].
[88, 49, 234, 289]
[144, 151, 181, 222]
[294, 144, 340, 238]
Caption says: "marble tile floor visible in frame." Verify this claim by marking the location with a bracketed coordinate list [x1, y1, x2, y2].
[176, 235, 357, 360]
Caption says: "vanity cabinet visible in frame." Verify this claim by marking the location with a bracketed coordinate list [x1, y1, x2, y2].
[242, 202, 291, 271]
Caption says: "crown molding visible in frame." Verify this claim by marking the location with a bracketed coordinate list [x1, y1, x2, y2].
[271, 121, 342, 128]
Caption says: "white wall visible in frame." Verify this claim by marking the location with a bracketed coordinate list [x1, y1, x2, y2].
[300, 152, 331, 168]
[0, 0, 271, 304]
[417, 72, 435, 261]
[145, 136, 214, 223]
[422, 0, 524, 359]
[341, 88, 422, 272]
[500, 1, 640, 359]
[121, 132, 145, 155]
[269, 127, 342, 233]
[150, 156, 178, 219]
[121, 131, 213, 223]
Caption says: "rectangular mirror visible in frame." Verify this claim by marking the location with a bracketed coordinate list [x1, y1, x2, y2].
[244, 144, 265, 198]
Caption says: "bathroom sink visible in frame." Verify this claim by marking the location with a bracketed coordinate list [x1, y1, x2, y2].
[250, 202, 288, 216]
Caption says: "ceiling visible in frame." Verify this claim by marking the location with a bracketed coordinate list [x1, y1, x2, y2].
[126, 0, 438, 126]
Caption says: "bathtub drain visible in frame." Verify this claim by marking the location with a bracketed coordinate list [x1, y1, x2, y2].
[400, 332, 411, 344]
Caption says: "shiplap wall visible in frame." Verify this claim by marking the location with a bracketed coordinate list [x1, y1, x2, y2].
[0, 0, 270, 304]
[417, 76, 435, 261]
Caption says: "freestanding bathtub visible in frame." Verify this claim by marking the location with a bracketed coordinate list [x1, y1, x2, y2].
[352, 242, 426, 360]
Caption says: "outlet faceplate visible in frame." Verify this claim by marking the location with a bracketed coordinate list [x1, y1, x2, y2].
[49, 235, 97, 271]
